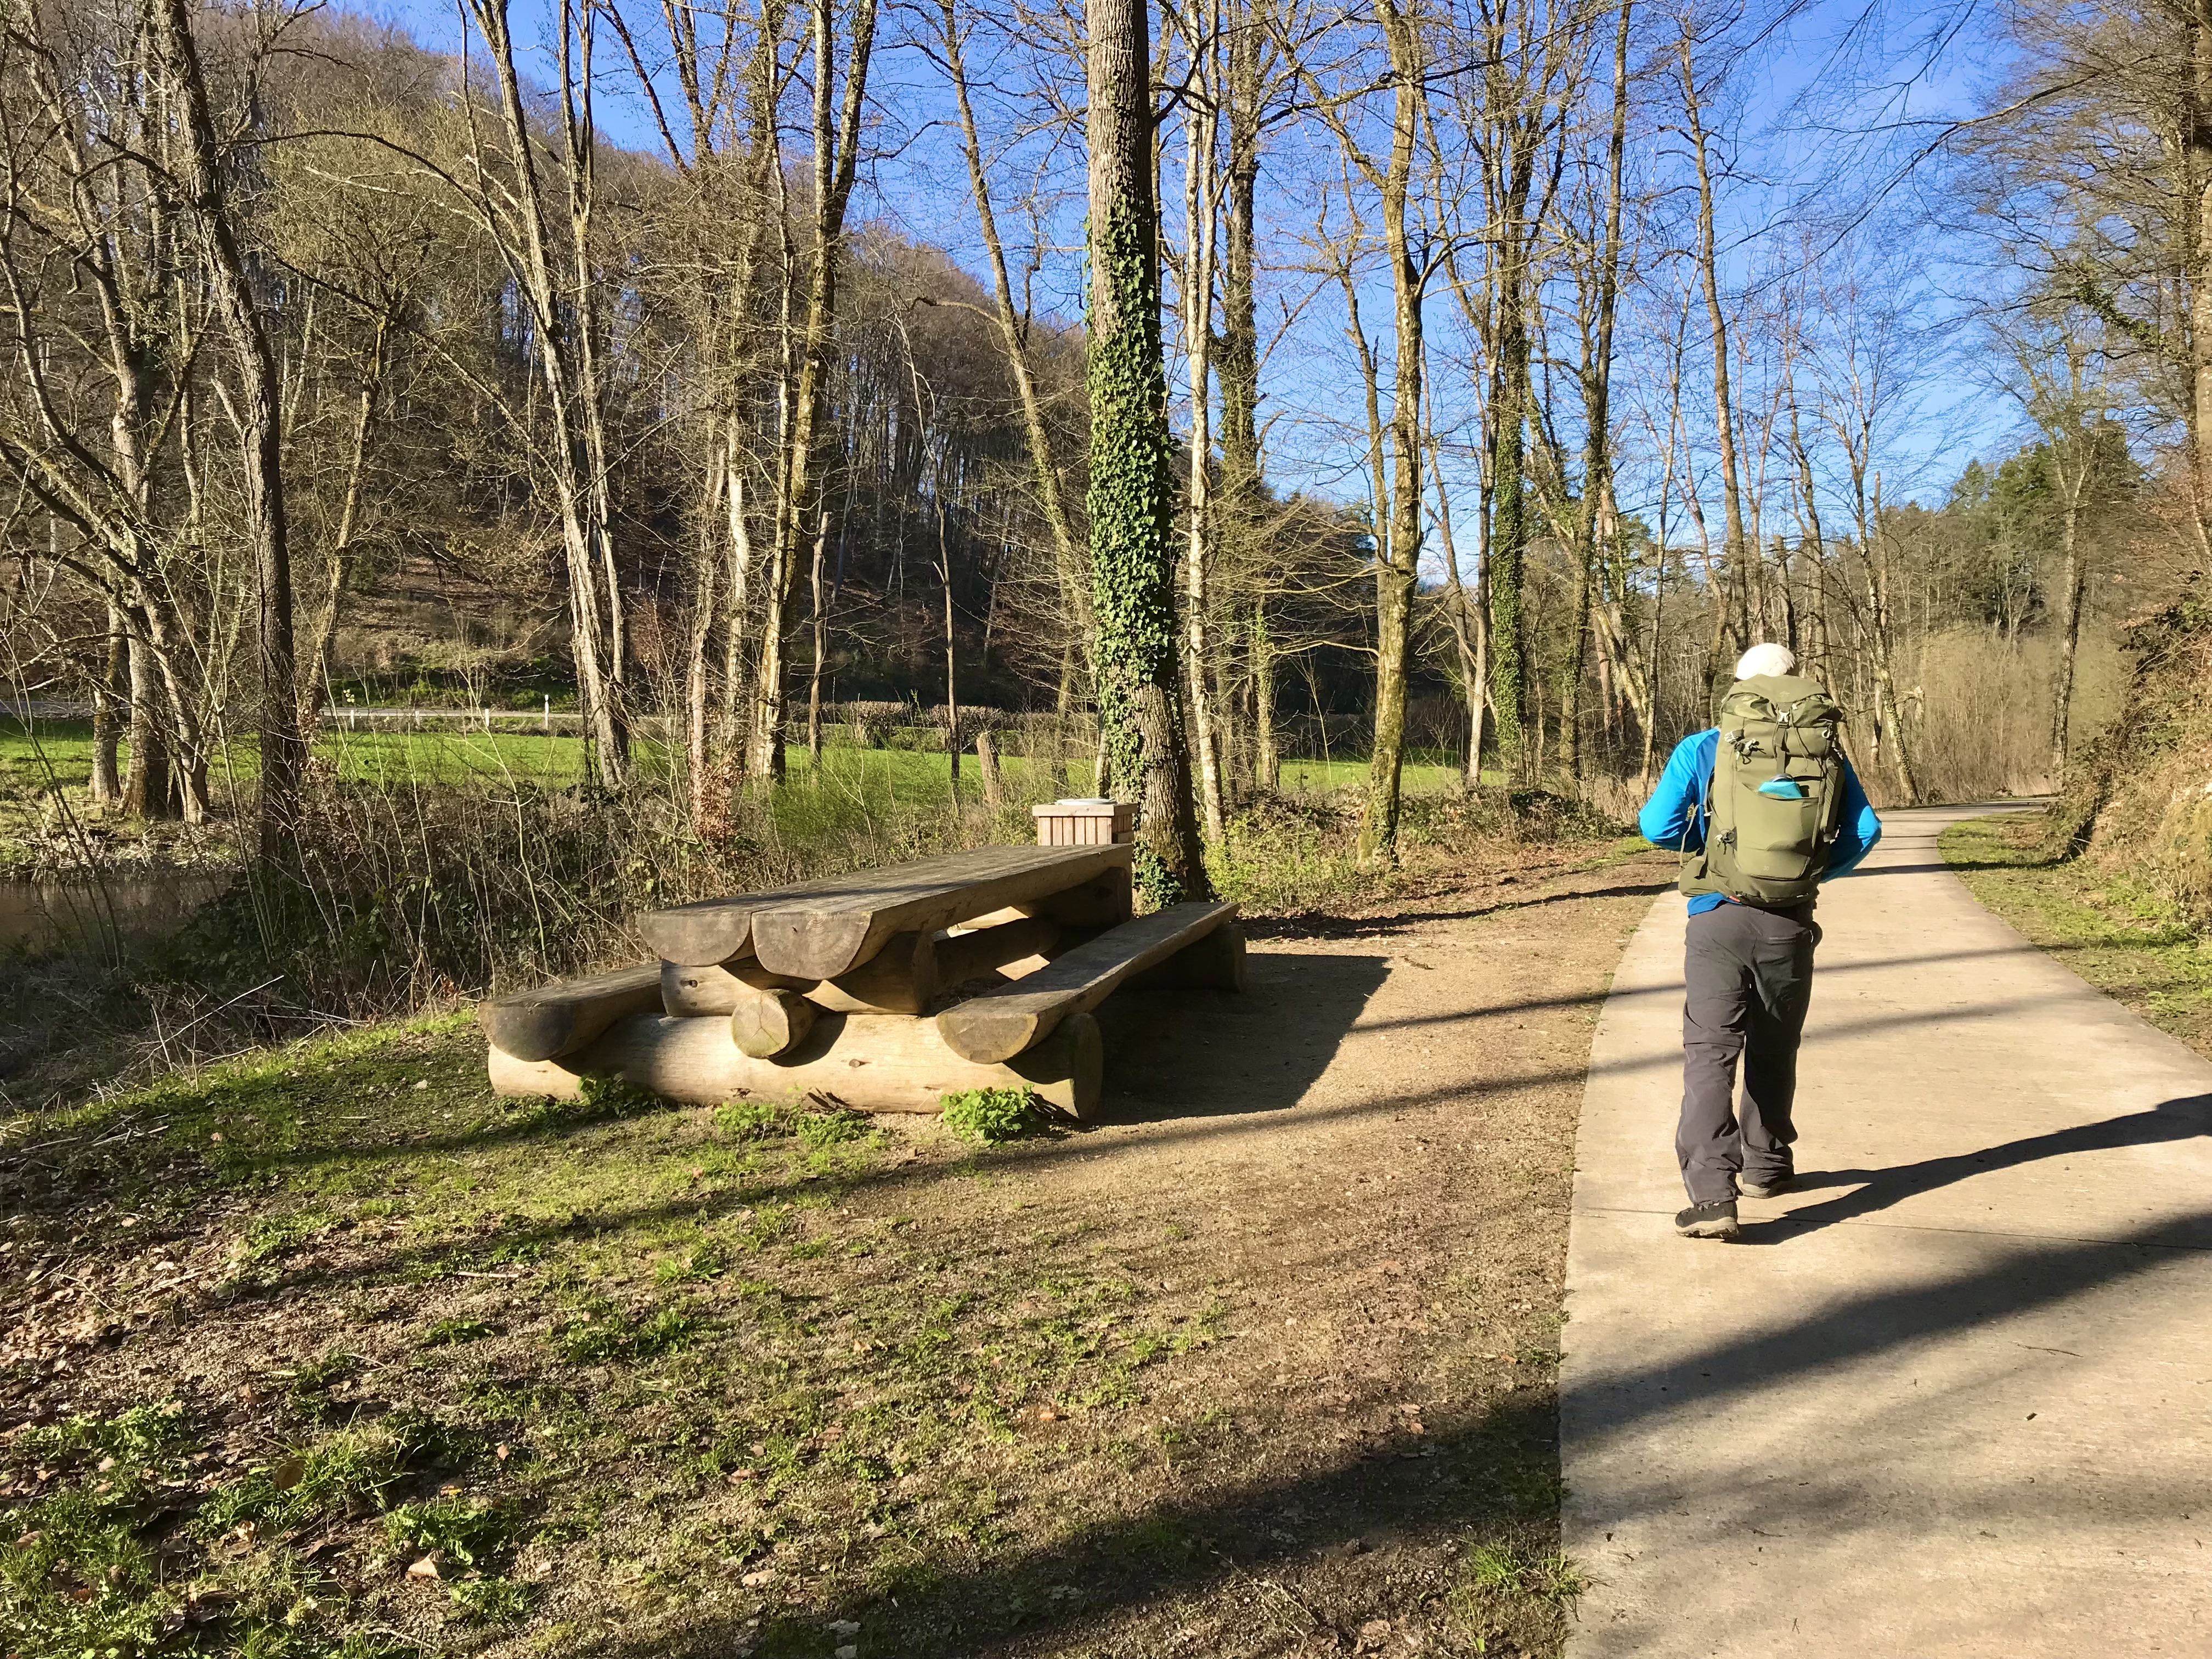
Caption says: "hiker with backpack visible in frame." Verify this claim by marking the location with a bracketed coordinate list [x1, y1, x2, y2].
[1639, 643, 1884, 1241]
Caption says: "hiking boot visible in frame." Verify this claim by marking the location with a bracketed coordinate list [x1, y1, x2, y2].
[1740, 1172, 1793, 1200]
[1674, 1199, 1740, 1239]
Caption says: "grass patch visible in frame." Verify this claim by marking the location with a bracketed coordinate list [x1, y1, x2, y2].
[1942, 810, 2212, 1055]
[0, 1016, 1237, 1656]
[1449, 1537, 1588, 1647]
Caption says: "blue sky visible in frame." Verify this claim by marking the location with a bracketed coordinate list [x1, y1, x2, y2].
[370, 0, 2027, 564]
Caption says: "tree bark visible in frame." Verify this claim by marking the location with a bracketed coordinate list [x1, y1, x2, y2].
[1427, 433, 1486, 789]
[938, 0, 1093, 668]
[1564, 0, 1632, 782]
[91, 600, 125, 806]
[298, 320, 389, 743]
[1086, 0, 1211, 903]
[809, 504, 831, 769]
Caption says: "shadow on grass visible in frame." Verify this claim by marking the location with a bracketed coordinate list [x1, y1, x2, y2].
[581, 1389, 1568, 1659]
[558, 1194, 2212, 1659]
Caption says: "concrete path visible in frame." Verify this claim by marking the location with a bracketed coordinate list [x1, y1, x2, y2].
[1561, 805, 2212, 1657]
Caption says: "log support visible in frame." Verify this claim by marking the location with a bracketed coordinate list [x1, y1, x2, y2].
[489, 1008, 1103, 1119]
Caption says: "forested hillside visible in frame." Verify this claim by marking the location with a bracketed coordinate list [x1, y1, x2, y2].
[2, 0, 2203, 977]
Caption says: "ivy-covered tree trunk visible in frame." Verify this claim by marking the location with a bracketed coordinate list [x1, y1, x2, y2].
[1086, 0, 1209, 904]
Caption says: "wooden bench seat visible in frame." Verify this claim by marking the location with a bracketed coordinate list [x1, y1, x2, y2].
[935, 901, 1239, 1063]
[478, 963, 663, 1062]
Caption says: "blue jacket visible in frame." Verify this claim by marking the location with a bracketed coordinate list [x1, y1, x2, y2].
[1638, 728, 1883, 914]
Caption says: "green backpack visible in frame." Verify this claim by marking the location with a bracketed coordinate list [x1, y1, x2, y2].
[1679, 673, 1847, 908]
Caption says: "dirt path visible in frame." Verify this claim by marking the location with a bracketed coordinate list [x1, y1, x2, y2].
[868, 844, 1679, 1658]
[0, 840, 1674, 1659]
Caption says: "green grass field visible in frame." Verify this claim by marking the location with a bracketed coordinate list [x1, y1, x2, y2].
[3, 718, 1468, 802]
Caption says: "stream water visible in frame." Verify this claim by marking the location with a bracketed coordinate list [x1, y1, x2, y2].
[0, 873, 230, 964]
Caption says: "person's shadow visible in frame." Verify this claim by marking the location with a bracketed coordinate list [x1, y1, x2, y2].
[1747, 1094, 2212, 1247]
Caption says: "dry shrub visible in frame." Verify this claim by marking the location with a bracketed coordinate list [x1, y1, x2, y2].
[1893, 628, 2053, 803]
[2058, 584, 2212, 915]
[187, 759, 1025, 1025]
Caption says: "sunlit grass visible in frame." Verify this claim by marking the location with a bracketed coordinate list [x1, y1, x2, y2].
[9, 716, 1481, 802]
[1943, 810, 2212, 1058]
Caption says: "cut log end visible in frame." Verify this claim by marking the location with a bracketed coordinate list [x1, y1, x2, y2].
[941, 1007, 1049, 1066]
[636, 906, 756, 968]
[731, 988, 819, 1059]
[751, 910, 875, 982]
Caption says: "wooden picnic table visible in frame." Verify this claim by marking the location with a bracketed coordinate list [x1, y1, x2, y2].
[637, 842, 1135, 973]
[481, 835, 1240, 1121]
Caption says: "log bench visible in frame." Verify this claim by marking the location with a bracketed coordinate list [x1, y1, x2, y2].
[481, 836, 1239, 1122]
[935, 901, 1239, 1063]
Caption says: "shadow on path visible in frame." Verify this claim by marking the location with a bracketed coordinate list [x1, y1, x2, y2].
[1749, 1095, 2212, 1247]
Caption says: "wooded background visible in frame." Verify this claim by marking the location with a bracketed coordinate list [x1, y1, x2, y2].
[1, 0, 2193, 927]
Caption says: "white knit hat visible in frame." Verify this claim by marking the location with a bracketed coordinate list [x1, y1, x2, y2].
[1734, 642, 1797, 680]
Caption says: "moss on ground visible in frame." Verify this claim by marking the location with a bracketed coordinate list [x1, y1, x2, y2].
[1942, 810, 2212, 1056]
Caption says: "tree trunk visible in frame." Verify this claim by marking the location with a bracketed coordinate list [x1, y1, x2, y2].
[749, 0, 877, 785]
[1252, 596, 1279, 790]
[298, 324, 388, 743]
[149, 0, 302, 864]
[1680, 31, 1751, 674]
[721, 452, 754, 759]
[1864, 477, 1920, 802]
[123, 620, 172, 820]
[939, 494, 960, 797]
[1356, 0, 1425, 866]
[465, 0, 628, 788]
[808, 504, 831, 770]
[2050, 479, 2086, 787]
[91, 601, 125, 806]
[1488, 296, 1531, 777]
[1181, 16, 1227, 843]
[939, 0, 1093, 670]
[1564, 0, 1633, 783]
[1426, 435, 1486, 789]
[1086, 0, 1210, 903]
[2192, 0, 2212, 558]
[687, 437, 724, 827]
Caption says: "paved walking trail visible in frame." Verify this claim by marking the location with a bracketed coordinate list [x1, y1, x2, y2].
[1561, 805, 2212, 1657]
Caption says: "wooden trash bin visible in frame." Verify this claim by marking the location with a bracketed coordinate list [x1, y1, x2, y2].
[1032, 798, 1135, 847]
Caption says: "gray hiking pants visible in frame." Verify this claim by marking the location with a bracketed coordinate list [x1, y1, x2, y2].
[1678, 899, 1821, 1204]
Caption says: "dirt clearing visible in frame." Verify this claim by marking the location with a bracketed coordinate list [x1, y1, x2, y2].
[1, 841, 1673, 1659]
